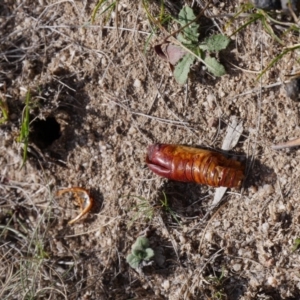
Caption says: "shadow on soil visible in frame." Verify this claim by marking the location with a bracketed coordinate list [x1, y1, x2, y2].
[27, 69, 91, 165]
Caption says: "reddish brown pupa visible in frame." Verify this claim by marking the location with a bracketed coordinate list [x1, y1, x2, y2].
[146, 144, 244, 188]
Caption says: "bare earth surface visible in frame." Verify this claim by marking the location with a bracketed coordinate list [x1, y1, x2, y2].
[1, 0, 300, 299]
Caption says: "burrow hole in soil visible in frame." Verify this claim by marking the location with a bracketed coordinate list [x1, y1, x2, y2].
[31, 116, 61, 149]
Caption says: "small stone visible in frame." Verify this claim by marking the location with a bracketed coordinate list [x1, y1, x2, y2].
[133, 79, 141, 88]
[251, 0, 281, 10]
[285, 78, 300, 101]
[232, 264, 242, 271]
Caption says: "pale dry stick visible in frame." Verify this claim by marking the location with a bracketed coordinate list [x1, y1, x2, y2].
[145, 76, 165, 119]
[52, 77, 77, 93]
[0, 265, 14, 299]
[1, 184, 40, 214]
[226, 81, 283, 102]
[157, 215, 180, 262]
[40, 263, 68, 297]
[108, 98, 190, 127]
[38, 25, 151, 36]
[227, 61, 262, 74]
[225, 254, 266, 269]
[268, 154, 288, 201]
[183, 78, 189, 109]
[130, 116, 154, 144]
[198, 201, 228, 254]
[36, 25, 114, 62]
[1, 243, 24, 264]
[65, 216, 121, 238]
[36, 288, 68, 300]
[103, 25, 150, 35]
[114, 0, 120, 44]
[131, 6, 164, 124]
[287, 2, 299, 24]
[182, 248, 224, 299]
[244, 29, 264, 187]
[35, 0, 79, 25]
[135, 49, 196, 136]
[272, 137, 300, 150]
[0, 225, 27, 241]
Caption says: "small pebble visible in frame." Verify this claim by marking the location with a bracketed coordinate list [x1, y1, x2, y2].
[285, 78, 300, 101]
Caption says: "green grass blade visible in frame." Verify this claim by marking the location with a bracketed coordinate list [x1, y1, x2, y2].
[18, 90, 31, 169]
[91, 0, 107, 23]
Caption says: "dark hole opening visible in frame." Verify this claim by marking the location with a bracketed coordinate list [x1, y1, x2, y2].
[31, 116, 61, 149]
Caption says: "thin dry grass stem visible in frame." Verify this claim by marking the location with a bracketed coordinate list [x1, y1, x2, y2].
[246, 32, 264, 176]
[197, 201, 228, 254]
[194, 0, 224, 34]
[36, 0, 79, 24]
[226, 81, 283, 102]
[268, 155, 286, 202]
[181, 248, 224, 299]
[132, 35, 196, 136]
[64, 215, 121, 238]
[227, 61, 261, 74]
[157, 215, 180, 262]
[53, 77, 77, 92]
[272, 137, 300, 150]
[38, 24, 151, 35]
[107, 96, 190, 127]
[36, 287, 68, 300]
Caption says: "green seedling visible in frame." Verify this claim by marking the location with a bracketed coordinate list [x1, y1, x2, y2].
[142, 0, 172, 29]
[155, 5, 230, 84]
[228, 3, 300, 80]
[127, 195, 154, 228]
[258, 43, 300, 80]
[126, 236, 155, 269]
[292, 238, 300, 252]
[141, 0, 173, 54]
[206, 266, 227, 299]
[17, 90, 31, 168]
[0, 97, 9, 124]
[90, 0, 117, 24]
[229, 4, 284, 45]
[160, 192, 181, 225]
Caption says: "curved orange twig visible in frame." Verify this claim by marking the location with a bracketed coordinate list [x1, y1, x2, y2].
[57, 187, 94, 225]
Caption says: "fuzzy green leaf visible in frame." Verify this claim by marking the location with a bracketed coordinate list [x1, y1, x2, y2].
[132, 246, 147, 260]
[132, 236, 149, 250]
[144, 248, 155, 260]
[126, 253, 141, 269]
[174, 54, 195, 85]
[292, 238, 300, 252]
[204, 56, 226, 77]
[199, 34, 230, 52]
[177, 6, 199, 44]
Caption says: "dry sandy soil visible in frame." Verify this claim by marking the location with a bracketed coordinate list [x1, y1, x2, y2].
[1, 0, 300, 299]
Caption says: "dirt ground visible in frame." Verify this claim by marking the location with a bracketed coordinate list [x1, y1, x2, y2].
[1, 0, 300, 299]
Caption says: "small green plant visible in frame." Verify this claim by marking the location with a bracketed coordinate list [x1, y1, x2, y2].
[160, 192, 181, 225]
[90, 0, 118, 24]
[228, 3, 300, 80]
[258, 43, 300, 80]
[127, 195, 154, 228]
[206, 266, 227, 299]
[126, 236, 155, 269]
[292, 238, 300, 252]
[17, 90, 31, 168]
[0, 97, 9, 124]
[155, 5, 230, 84]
